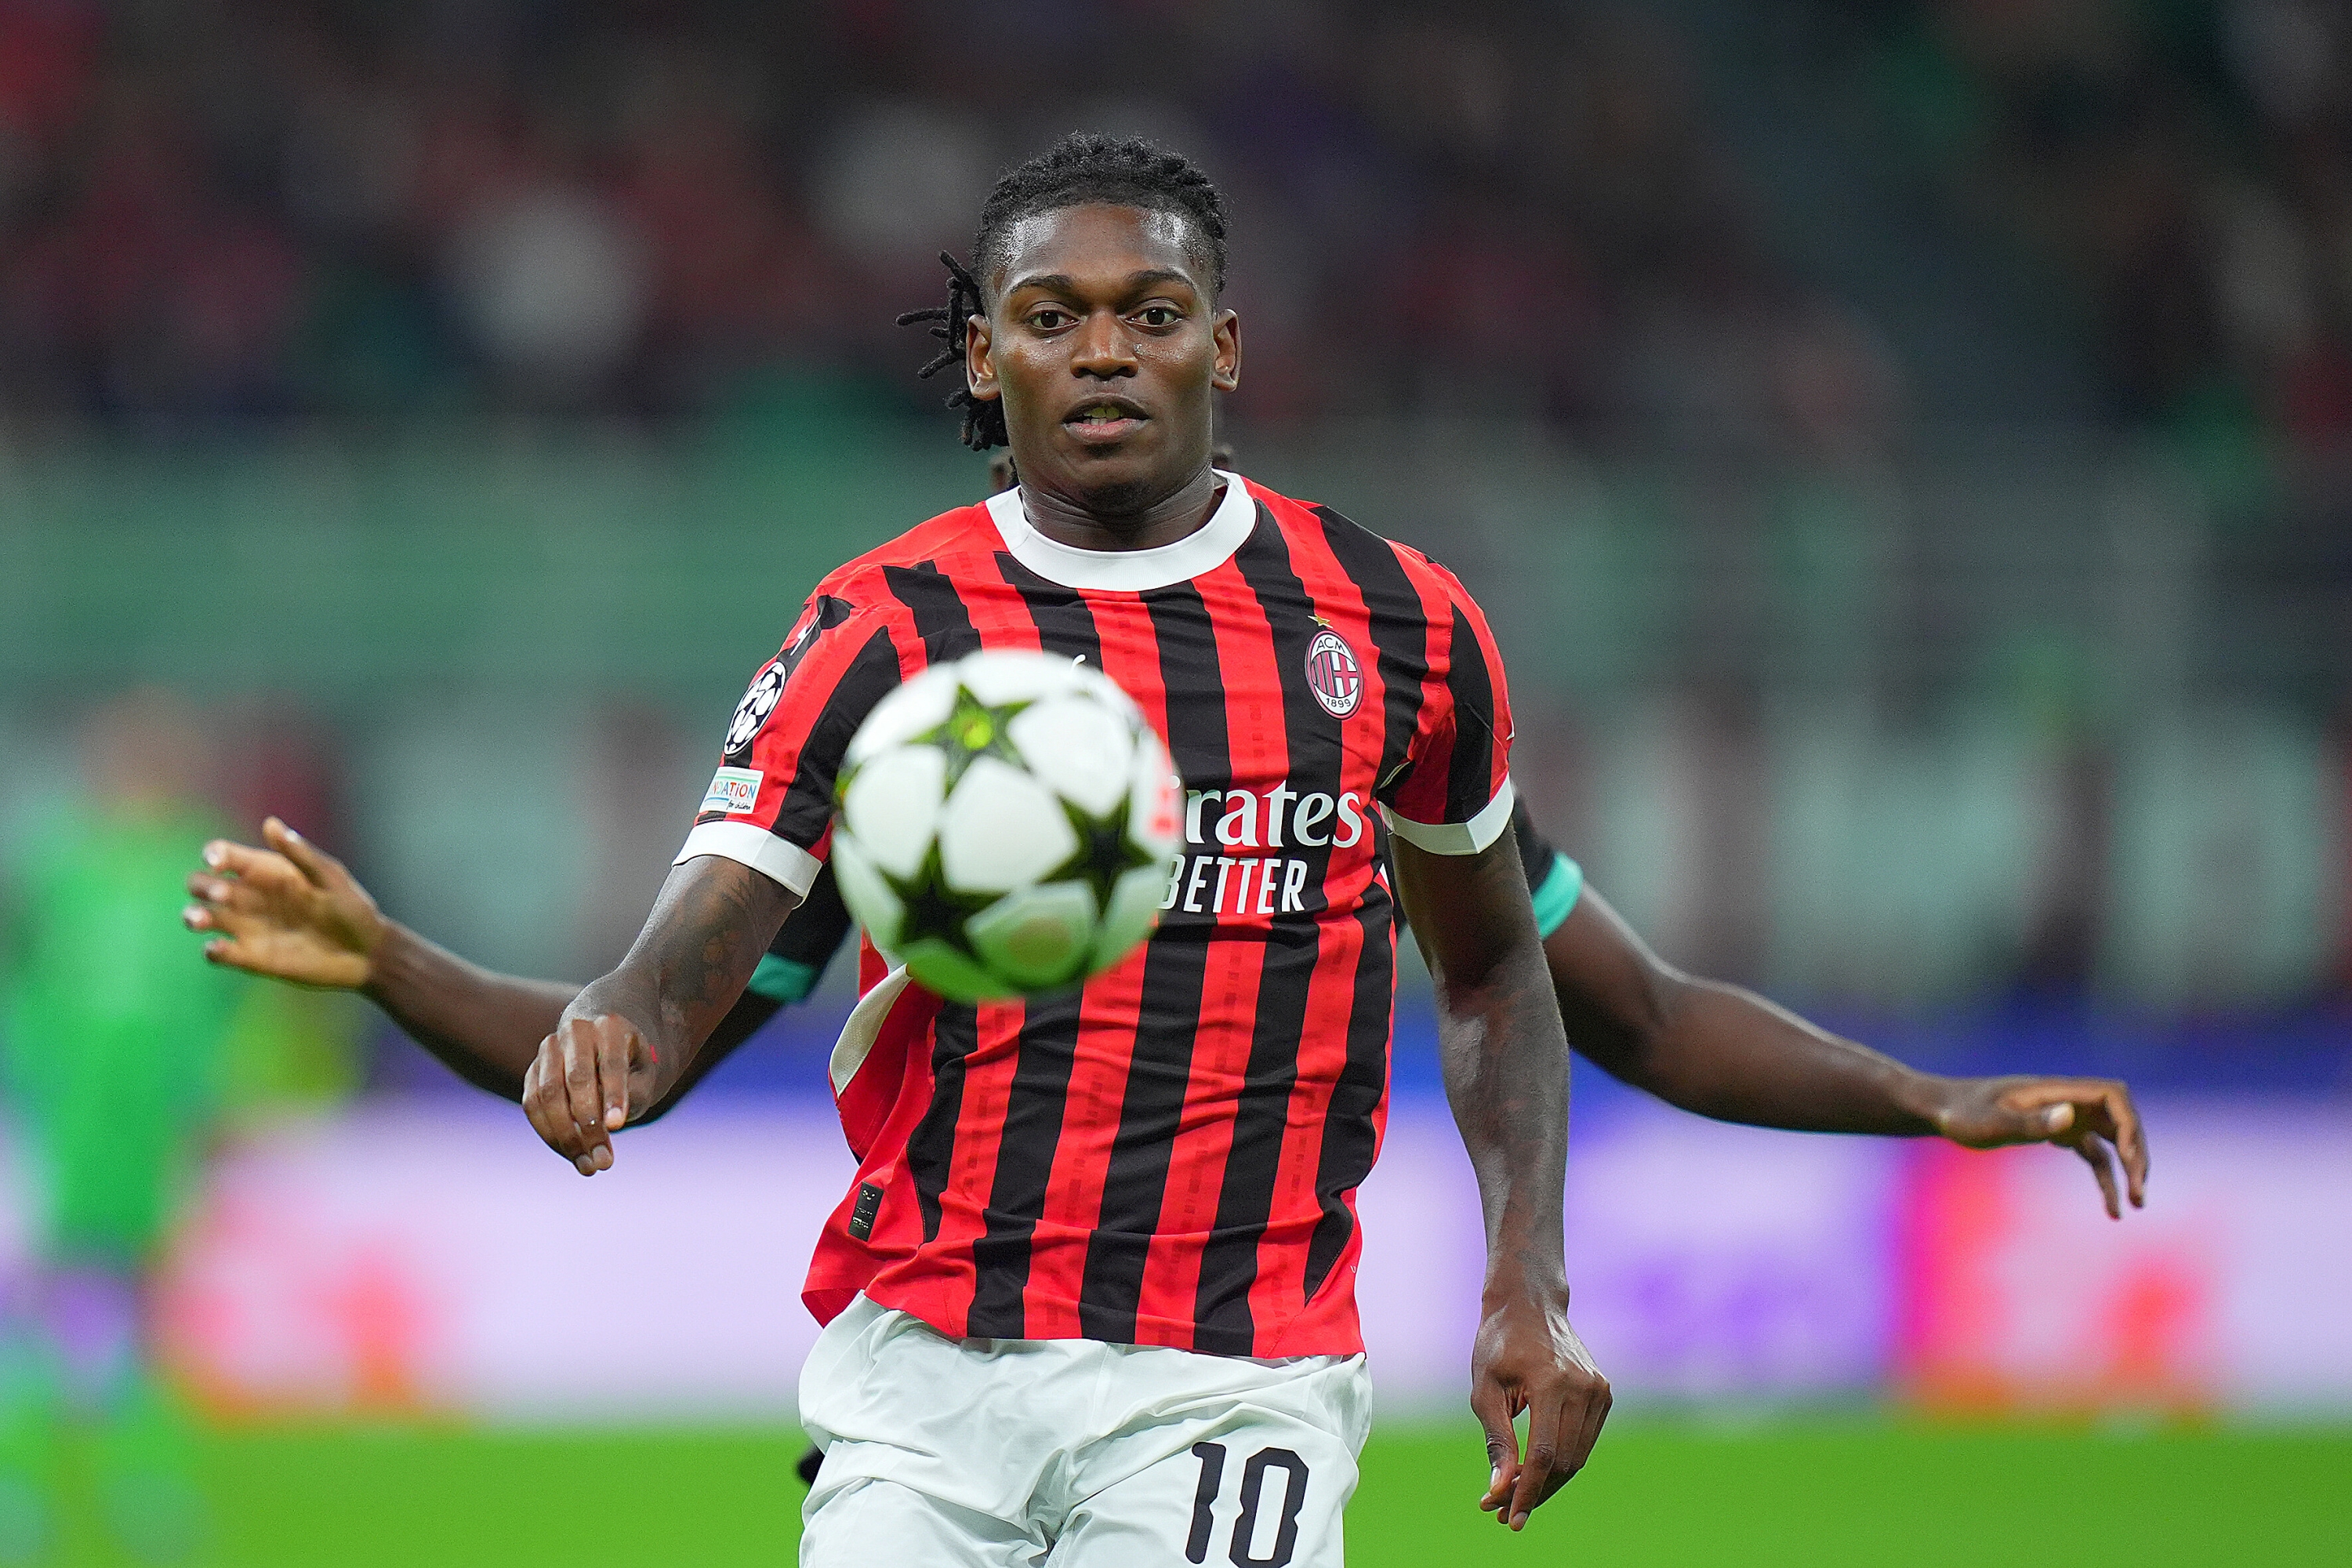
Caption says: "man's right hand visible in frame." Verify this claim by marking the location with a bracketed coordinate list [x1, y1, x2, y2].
[523, 1014, 658, 1175]
[184, 817, 386, 991]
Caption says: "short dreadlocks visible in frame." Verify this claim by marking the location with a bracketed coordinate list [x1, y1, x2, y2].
[897, 132, 1230, 451]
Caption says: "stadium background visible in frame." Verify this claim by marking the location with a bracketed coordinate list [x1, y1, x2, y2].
[0, 0, 2347, 1561]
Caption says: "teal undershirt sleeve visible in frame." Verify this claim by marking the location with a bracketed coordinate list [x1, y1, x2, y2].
[1531, 853, 1584, 940]
[746, 953, 822, 1007]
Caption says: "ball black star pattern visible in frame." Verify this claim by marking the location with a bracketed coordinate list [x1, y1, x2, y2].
[923, 684, 1031, 793]
[838, 677, 1159, 971]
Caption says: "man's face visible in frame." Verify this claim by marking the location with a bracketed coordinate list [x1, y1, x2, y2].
[967, 203, 1240, 519]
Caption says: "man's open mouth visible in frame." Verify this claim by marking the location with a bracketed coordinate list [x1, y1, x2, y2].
[1064, 400, 1149, 438]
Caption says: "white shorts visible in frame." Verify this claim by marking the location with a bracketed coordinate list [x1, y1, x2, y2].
[798, 1294, 1372, 1567]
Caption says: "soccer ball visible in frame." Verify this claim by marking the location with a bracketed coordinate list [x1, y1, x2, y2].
[830, 649, 1182, 1002]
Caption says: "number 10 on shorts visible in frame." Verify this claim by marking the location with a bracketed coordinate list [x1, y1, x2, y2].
[1186, 1441, 1311, 1566]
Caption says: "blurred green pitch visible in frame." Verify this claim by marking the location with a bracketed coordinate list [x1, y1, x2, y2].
[34, 1417, 2333, 1565]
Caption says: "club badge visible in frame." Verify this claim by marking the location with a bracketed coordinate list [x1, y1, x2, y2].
[1305, 627, 1363, 719]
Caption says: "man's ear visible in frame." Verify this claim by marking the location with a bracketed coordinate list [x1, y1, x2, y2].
[966, 314, 1001, 404]
[1212, 308, 1241, 393]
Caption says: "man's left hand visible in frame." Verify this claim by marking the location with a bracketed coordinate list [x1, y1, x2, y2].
[1929, 1076, 2149, 1218]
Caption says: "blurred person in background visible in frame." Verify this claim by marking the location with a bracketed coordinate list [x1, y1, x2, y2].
[0, 691, 239, 1564]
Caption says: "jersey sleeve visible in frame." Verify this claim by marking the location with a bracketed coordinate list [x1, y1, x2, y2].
[1376, 561, 1515, 856]
[673, 594, 904, 896]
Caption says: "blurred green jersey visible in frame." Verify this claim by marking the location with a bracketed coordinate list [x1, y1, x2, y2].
[2, 809, 240, 1261]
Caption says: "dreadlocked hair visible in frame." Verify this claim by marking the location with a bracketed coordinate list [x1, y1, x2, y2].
[895, 132, 1230, 452]
[895, 252, 998, 449]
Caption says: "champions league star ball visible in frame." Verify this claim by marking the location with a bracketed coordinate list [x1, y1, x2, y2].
[831, 649, 1182, 1002]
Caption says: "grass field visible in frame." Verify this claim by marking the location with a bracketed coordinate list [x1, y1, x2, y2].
[37, 1416, 2350, 1565]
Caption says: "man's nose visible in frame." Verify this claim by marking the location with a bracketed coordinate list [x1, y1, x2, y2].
[1070, 311, 1136, 378]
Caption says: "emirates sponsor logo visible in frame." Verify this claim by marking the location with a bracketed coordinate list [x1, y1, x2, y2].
[1158, 783, 1371, 917]
[1305, 628, 1363, 718]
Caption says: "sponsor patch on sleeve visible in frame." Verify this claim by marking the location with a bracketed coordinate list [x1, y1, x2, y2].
[702, 766, 763, 817]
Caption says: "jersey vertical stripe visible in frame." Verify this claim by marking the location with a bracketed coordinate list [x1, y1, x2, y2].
[686, 475, 1517, 1357]
[869, 562, 978, 1254]
[1137, 547, 1295, 1345]
[1189, 518, 1341, 1352]
[1300, 896, 1394, 1304]
[1311, 506, 1424, 802]
[1440, 603, 1500, 822]
[965, 561, 1105, 1338]
[1078, 578, 1226, 1344]
[1022, 592, 1163, 1341]
[995, 553, 1106, 668]
[881, 561, 982, 661]
[1240, 512, 1406, 1333]
[875, 555, 1018, 1329]
[908, 1003, 982, 1243]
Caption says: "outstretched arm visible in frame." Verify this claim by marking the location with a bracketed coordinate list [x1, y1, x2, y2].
[520, 855, 797, 1176]
[186, 818, 792, 1109]
[187, 818, 571, 1098]
[1393, 826, 1610, 1534]
[1548, 884, 2149, 1217]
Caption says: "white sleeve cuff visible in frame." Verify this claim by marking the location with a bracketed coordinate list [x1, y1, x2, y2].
[673, 820, 822, 897]
[1379, 777, 1516, 857]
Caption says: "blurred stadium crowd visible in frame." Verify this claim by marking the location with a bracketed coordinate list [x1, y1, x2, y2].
[1868, 0, 2352, 455]
[0, 0, 1815, 435]
[0, 0, 2332, 464]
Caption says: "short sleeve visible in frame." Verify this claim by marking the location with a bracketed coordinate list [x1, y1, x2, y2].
[1376, 568, 1515, 856]
[673, 594, 902, 895]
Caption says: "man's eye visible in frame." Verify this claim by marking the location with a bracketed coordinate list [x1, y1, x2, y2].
[1029, 310, 1070, 330]
[1137, 307, 1178, 327]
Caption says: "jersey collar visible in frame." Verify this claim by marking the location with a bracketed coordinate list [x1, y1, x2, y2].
[984, 469, 1256, 593]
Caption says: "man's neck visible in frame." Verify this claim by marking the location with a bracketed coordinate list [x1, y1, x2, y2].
[1018, 464, 1223, 554]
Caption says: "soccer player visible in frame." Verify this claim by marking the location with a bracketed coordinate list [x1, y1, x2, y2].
[233, 134, 1595, 1563]
[184, 136, 2147, 1563]
[3, 694, 239, 1564]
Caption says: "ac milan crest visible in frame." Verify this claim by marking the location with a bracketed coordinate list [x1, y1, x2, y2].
[1305, 628, 1363, 718]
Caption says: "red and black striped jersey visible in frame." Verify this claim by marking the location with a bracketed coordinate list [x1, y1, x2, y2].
[675, 472, 1515, 1358]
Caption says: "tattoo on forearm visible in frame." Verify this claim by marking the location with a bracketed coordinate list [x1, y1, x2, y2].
[571, 862, 794, 1093]
[665, 866, 768, 1028]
